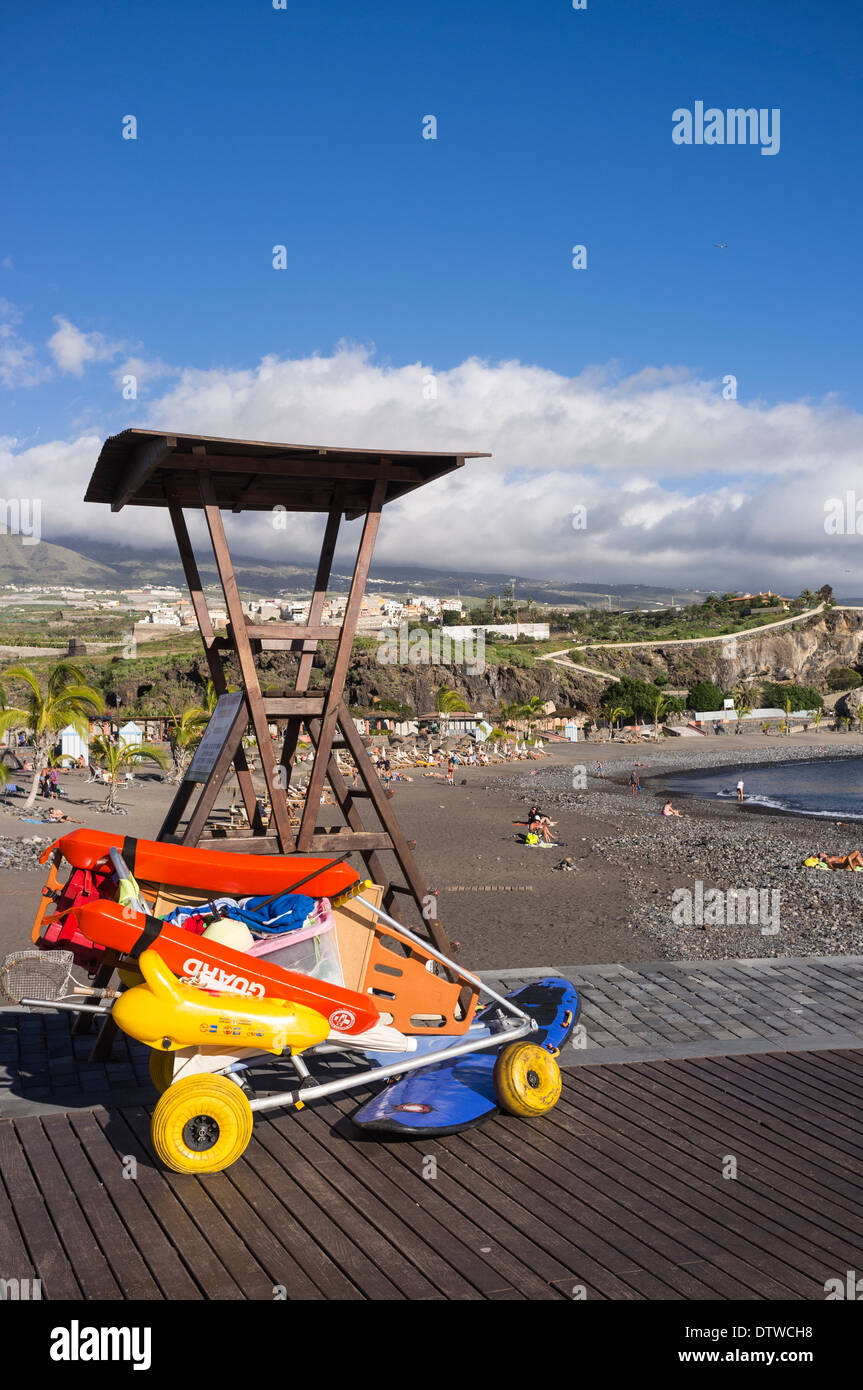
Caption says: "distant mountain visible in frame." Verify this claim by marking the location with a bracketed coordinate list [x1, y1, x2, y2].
[17, 533, 704, 610]
[0, 533, 119, 586]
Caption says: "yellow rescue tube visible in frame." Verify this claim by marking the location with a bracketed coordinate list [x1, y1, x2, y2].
[113, 948, 329, 1055]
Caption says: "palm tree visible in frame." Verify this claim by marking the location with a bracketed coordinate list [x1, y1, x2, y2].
[731, 687, 752, 732]
[435, 685, 471, 715]
[202, 677, 237, 714]
[162, 698, 211, 783]
[520, 695, 546, 738]
[651, 691, 671, 739]
[0, 663, 102, 809]
[500, 699, 525, 735]
[91, 735, 167, 811]
[813, 707, 824, 730]
[606, 704, 631, 738]
[783, 695, 793, 736]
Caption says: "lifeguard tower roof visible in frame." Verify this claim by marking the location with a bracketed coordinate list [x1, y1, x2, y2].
[85, 428, 490, 519]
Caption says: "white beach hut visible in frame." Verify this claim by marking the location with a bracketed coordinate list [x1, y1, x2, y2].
[60, 723, 88, 764]
[118, 720, 143, 749]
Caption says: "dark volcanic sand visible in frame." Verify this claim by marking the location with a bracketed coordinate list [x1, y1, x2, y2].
[4, 729, 863, 969]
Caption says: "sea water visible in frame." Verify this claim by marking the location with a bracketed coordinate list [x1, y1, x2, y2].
[662, 757, 863, 821]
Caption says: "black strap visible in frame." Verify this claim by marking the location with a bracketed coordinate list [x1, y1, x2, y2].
[128, 913, 164, 961]
[122, 836, 138, 875]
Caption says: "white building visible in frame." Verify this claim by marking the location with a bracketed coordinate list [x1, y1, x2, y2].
[442, 622, 550, 641]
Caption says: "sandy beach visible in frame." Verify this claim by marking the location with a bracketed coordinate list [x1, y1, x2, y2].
[4, 729, 863, 971]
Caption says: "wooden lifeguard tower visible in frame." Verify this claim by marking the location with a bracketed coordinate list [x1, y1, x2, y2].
[85, 430, 489, 955]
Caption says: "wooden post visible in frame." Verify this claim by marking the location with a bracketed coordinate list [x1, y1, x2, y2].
[167, 498, 262, 833]
[278, 501, 341, 790]
[199, 475, 294, 850]
[296, 473, 387, 851]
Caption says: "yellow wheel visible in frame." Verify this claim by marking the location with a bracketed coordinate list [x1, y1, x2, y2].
[493, 1041, 562, 1117]
[151, 1074, 253, 1174]
[148, 1049, 175, 1094]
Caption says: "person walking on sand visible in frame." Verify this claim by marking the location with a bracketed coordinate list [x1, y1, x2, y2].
[630, 768, 641, 796]
[737, 777, 745, 803]
[595, 760, 604, 779]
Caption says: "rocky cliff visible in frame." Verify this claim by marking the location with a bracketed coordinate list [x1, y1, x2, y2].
[582, 610, 863, 693]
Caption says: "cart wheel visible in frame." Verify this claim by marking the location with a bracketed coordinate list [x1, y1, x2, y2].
[148, 1049, 175, 1094]
[151, 1075, 253, 1174]
[493, 1042, 562, 1117]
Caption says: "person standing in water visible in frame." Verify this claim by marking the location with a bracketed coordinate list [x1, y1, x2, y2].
[737, 778, 745, 803]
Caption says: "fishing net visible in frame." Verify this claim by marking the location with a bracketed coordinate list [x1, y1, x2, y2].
[0, 949, 82, 1004]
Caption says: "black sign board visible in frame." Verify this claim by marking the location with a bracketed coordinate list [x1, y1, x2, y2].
[184, 691, 247, 783]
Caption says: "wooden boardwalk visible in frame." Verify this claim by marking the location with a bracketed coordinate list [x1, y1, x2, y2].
[2, 1048, 861, 1301]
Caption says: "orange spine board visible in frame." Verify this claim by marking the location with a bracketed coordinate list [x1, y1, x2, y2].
[54, 829, 359, 898]
[78, 900, 380, 1037]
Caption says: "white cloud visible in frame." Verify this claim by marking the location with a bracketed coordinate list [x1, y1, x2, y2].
[47, 316, 123, 376]
[0, 299, 48, 388]
[6, 344, 863, 592]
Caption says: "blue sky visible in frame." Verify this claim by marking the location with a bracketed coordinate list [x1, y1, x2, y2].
[2, 0, 862, 588]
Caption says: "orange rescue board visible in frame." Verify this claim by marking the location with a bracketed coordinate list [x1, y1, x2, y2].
[49, 829, 359, 899]
[78, 900, 380, 1037]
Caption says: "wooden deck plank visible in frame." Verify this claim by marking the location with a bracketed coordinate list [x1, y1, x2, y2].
[13, 1116, 122, 1301]
[0, 1119, 83, 1299]
[565, 1064, 863, 1261]
[704, 1051, 863, 1143]
[0, 1112, 72, 1295]
[324, 1093, 566, 1300]
[41, 1113, 162, 1300]
[483, 1099, 776, 1301]
[766, 1048, 863, 1100]
[94, 1108, 245, 1301]
[382, 1124, 638, 1300]
[588, 1060, 863, 1232]
[222, 1134, 365, 1300]
[547, 1082, 814, 1298]
[640, 1059, 863, 1215]
[2, 1048, 861, 1301]
[107, 1107, 277, 1300]
[564, 1068, 860, 1281]
[674, 1054, 863, 1166]
[250, 1117, 410, 1299]
[68, 1111, 203, 1301]
[332, 1100, 591, 1294]
[438, 1126, 676, 1298]
[268, 1110, 464, 1299]
[460, 1123, 727, 1300]
[310, 1093, 547, 1299]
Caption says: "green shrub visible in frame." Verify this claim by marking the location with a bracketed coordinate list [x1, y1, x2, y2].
[687, 681, 725, 711]
[761, 682, 823, 712]
[826, 667, 862, 691]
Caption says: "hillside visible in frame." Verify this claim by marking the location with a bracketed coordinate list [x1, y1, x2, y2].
[575, 608, 863, 693]
[0, 533, 119, 586]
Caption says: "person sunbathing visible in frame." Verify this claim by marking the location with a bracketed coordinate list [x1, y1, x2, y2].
[662, 801, 682, 817]
[45, 806, 81, 823]
[527, 805, 561, 844]
[815, 850, 863, 870]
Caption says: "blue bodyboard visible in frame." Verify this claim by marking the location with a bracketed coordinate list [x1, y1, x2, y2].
[350, 976, 579, 1136]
